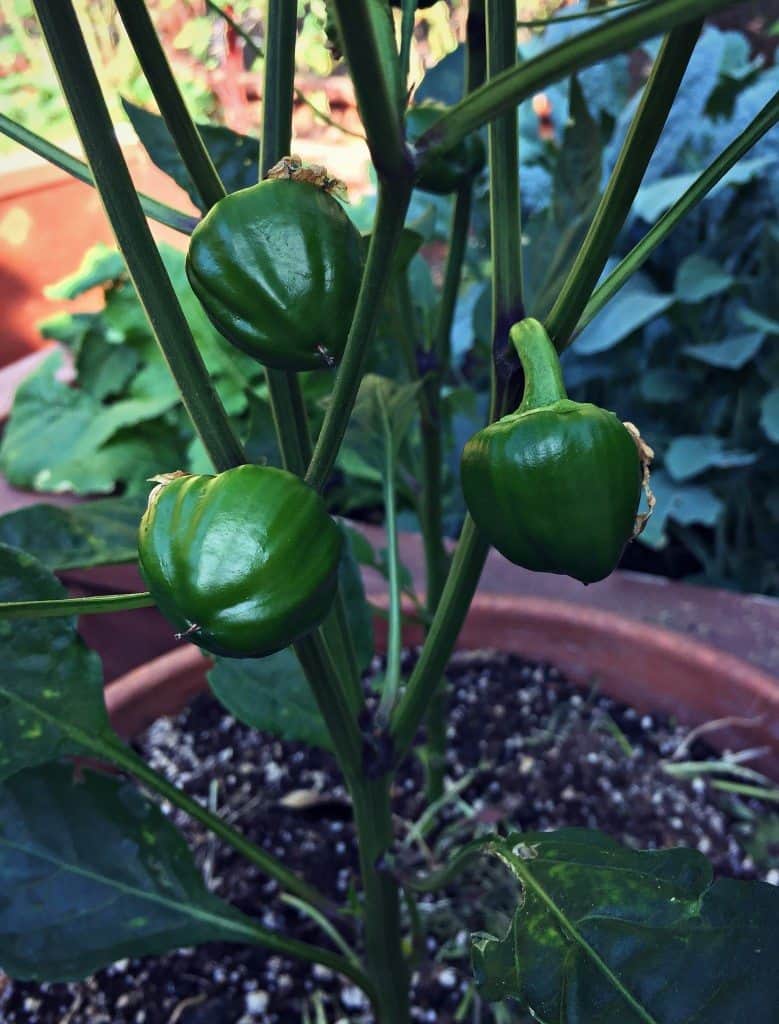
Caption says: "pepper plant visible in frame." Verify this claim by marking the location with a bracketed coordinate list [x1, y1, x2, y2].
[0, 2, 778, 1022]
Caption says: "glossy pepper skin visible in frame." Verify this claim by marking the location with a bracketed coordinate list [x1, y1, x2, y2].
[186, 179, 363, 371]
[461, 319, 641, 584]
[138, 465, 342, 658]
[406, 102, 486, 195]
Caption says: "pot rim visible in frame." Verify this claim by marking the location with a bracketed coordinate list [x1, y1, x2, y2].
[105, 591, 779, 777]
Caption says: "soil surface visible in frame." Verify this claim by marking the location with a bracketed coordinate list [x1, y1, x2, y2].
[3, 650, 776, 1024]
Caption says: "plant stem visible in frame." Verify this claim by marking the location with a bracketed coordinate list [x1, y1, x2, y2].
[391, 0, 524, 764]
[0, 592, 154, 620]
[0, 114, 198, 235]
[391, 517, 490, 761]
[420, 1, 486, 800]
[351, 776, 411, 1023]
[420, 185, 472, 800]
[259, 0, 361, 717]
[33, 0, 245, 473]
[293, 632, 364, 782]
[103, 736, 337, 914]
[376, 406, 402, 728]
[330, 0, 411, 181]
[399, 0, 416, 91]
[545, 20, 702, 349]
[114, 0, 225, 211]
[414, 0, 741, 166]
[306, 182, 412, 492]
[576, 91, 779, 339]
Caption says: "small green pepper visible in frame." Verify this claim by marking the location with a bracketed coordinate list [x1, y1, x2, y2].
[406, 101, 486, 195]
[138, 465, 342, 657]
[461, 319, 643, 584]
[186, 178, 363, 371]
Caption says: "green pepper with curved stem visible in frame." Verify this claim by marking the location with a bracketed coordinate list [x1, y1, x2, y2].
[186, 178, 363, 371]
[406, 101, 486, 195]
[461, 319, 642, 584]
[138, 465, 342, 657]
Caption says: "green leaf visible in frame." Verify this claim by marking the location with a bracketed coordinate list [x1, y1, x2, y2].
[675, 254, 733, 303]
[0, 545, 109, 781]
[0, 351, 180, 493]
[473, 829, 779, 1023]
[348, 374, 423, 467]
[665, 435, 757, 481]
[43, 243, 125, 300]
[122, 98, 259, 208]
[683, 331, 764, 369]
[0, 497, 144, 570]
[553, 75, 602, 228]
[0, 763, 250, 980]
[760, 388, 779, 443]
[208, 649, 330, 750]
[574, 275, 673, 354]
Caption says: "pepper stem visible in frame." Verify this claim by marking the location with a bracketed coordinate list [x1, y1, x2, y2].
[511, 318, 568, 413]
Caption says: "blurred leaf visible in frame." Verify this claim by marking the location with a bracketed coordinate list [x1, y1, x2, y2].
[640, 470, 723, 548]
[574, 276, 673, 355]
[0, 352, 179, 494]
[208, 649, 330, 750]
[639, 368, 691, 403]
[0, 545, 108, 782]
[43, 243, 125, 300]
[633, 156, 773, 220]
[683, 332, 764, 369]
[665, 435, 757, 481]
[553, 76, 601, 227]
[472, 829, 779, 1022]
[0, 497, 143, 570]
[738, 307, 779, 334]
[0, 763, 250, 980]
[675, 254, 733, 303]
[760, 388, 779, 443]
[123, 99, 259, 207]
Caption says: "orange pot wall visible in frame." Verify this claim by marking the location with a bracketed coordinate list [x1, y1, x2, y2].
[0, 144, 198, 367]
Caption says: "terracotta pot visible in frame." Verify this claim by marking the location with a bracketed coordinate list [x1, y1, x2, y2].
[105, 592, 779, 778]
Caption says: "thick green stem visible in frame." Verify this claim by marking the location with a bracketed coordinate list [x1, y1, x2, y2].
[420, 0, 485, 801]
[0, 592, 154, 620]
[415, 0, 741, 168]
[0, 114, 198, 235]
[306, 183, 412, 492]
[330, 0, 411, 181]
[391, 0, 523, 764]
[545, 21, 702, 348]
[577, 91, 779, 340]
[114, 0, 225, 211]
[33, 0, 245, 473]
[293, 632, 363, 782]
[351, 777, 410, 1024]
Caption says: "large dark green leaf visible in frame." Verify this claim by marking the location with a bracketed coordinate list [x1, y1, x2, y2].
[0, 545, 109, 781]
[0, 763, 251, 980]
[472, 829, 779, 1023]
[208, 648, 331, 750]
[122, 98, 259, 207]
[0, 497, 143, 570]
